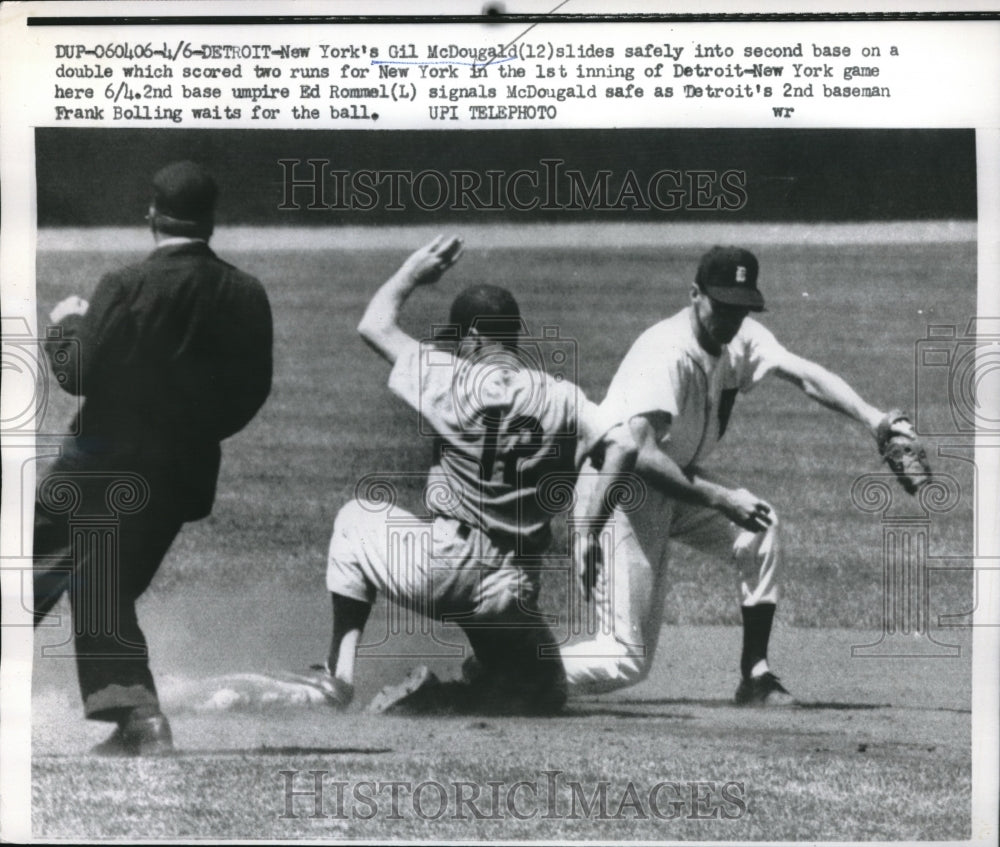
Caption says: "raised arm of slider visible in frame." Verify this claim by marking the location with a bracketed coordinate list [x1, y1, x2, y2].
[357, 234, 464, 364]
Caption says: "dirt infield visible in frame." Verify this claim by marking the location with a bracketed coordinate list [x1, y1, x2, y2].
[32, 586, 972, 841]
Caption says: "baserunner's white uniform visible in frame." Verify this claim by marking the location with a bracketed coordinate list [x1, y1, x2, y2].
[328, 337, 613, 650]
[560, 307, 798, 693]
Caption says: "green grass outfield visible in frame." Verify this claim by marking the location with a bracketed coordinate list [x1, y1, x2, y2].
[31, 222, 978, 840]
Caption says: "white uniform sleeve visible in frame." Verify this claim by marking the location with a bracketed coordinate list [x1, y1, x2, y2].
[600, 329, 682, 427]
[574, 393, 615, 462]
[386, 337, 423, 409]
[387, 339, 457, 429]
[736, 318, 796, 392]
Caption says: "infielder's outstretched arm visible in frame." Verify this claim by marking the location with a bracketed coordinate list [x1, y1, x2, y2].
[358, 235, 464, 364]
[773, 353, 931, 493]
[773, 352, 883, 438]
[630, 413, 774, 533]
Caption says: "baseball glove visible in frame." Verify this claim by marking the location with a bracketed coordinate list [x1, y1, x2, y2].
[876, 409, 931, 494]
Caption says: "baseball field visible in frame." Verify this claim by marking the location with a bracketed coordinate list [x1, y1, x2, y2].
[30, 222, 979, 841]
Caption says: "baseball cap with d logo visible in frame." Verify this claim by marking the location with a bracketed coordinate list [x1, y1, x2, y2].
[696, 246, 766, 312]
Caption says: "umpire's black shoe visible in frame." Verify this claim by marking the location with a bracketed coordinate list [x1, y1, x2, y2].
[734, 672, 796, 707]
[91, 712, 174, 757]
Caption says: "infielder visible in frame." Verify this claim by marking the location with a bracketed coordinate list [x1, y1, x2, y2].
[308, 235, 637, 715]
[559, 246, 926, 705]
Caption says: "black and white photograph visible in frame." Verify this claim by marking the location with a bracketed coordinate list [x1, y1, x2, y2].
[1, 4, 998, 844]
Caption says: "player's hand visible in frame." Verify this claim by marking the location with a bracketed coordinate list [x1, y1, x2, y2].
[718, 487, 773, 533]
[49, 295, 89, 324]
[399, 235, 464, 287]
[886, 413, 916, 440]
[574, 527, 604, 601]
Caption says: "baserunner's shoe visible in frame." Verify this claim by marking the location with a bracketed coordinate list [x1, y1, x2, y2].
[281, 664, 355, 710]
[734, 671, 796, 707]
[367, 665, 442, 715]
[460, 655, 484, 684]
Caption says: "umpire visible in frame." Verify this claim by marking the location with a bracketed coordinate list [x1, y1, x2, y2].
[33, 161, 273, 756]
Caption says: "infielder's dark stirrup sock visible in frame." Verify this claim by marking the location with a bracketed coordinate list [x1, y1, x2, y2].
[740, 603, 776, 679]
[126, 703, 163, 724]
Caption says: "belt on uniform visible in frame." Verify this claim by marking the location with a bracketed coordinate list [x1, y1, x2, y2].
[453, 520, 547, 556]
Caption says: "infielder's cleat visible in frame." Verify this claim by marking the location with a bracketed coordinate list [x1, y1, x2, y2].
[281, 664, 355, 710]
[91, 712, 174, 757]
[734, 672, 796, 707]
[367, 665, 442, 715]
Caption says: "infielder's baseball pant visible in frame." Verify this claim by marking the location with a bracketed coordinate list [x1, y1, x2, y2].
[33, 461, 184, 722]
[560, 493, 780, 694]
[328, 499, 566, 713]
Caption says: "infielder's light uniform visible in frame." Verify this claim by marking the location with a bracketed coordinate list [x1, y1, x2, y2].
[328, 338, 615, 706]
[561, 308, 797, 693]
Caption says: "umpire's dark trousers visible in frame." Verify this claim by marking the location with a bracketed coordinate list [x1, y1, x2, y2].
[33, 444, 185, 722]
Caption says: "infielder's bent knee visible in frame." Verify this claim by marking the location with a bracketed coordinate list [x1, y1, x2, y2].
[561, 637, 651, 694]
[734, 507, 780, 606]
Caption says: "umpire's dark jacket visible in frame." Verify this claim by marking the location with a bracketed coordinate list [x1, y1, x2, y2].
[48, 240, 273, 519]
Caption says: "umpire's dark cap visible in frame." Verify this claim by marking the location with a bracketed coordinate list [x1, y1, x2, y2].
[696, 246, 765, 312]
[449, 284, 526, 341]
[151, 161, 217, 236]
